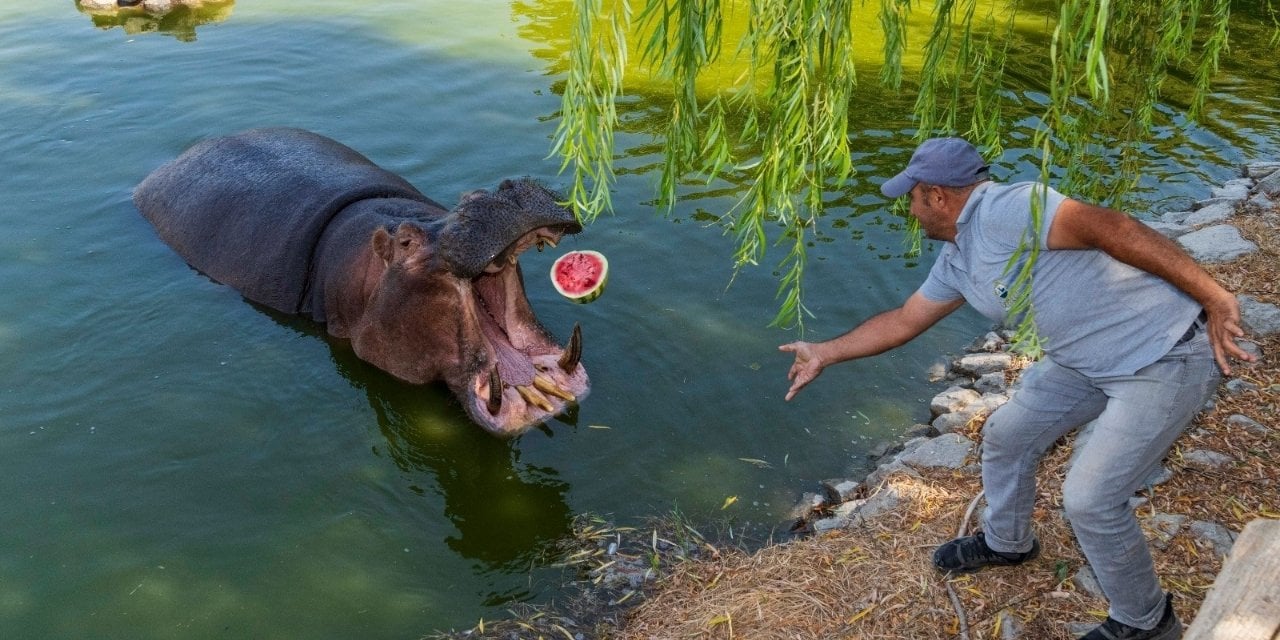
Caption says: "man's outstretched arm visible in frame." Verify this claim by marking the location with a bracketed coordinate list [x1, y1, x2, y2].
[780, 292, 964, 401]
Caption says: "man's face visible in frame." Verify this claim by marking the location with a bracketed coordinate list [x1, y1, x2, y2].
[908, 183, 947, 240]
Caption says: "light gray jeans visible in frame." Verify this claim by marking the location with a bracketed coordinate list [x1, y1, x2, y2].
[979, 328, 1220, 629]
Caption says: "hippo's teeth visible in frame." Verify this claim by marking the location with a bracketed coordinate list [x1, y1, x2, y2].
[517, 385, 555, 413]
[534, 374, 576, 402]
[486, 368, 503, 415]
[557, 323, 582, 373]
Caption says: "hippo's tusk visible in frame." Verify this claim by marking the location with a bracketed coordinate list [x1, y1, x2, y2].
[557, 323, 582, 373]
[486, 368, 503, 415]
[534, 374, 576, 402]
[517, 385, 555, 413]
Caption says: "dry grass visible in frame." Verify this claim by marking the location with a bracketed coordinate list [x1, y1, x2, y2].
[433, 207, 1278, 639]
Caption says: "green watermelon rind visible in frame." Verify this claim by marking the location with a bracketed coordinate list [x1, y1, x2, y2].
[550, 250, 609, 304]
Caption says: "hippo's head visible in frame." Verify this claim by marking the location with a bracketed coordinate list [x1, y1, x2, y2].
[359, 179, 589, 437]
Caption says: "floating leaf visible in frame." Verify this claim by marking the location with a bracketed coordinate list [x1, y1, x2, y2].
[721, 495, 738, 510]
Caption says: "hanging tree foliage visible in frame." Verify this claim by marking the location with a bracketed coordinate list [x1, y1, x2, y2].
[552, 0, 1274, 334]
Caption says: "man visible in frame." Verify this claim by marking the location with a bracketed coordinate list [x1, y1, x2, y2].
[779, 138, 1255, 640]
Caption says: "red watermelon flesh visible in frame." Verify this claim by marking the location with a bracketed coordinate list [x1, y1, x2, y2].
[551, 250, 608, 303]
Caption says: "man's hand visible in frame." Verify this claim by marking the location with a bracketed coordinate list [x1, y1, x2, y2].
[778, 293, 963, 402]
[778, 341, 825, 401]
[1202, 291, 1256, 376]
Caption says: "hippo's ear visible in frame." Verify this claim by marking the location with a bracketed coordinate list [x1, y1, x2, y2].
[373, 223, 428, 266]
[372, 227, 395, 266]
[458, 188, 490, 205]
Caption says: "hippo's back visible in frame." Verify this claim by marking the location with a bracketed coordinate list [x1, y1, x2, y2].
[134, 127, 429, 313]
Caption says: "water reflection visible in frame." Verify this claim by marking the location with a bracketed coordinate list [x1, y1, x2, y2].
[253, 305, 575, 574]
[76, 0, 235, 41]
[358, 371, 575, 573]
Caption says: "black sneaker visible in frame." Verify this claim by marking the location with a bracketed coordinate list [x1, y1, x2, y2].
[932, 531, 1040, 573]
[1081, 593, 1182, 640]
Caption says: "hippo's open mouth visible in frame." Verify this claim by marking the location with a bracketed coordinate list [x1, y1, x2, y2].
[463, 225, 590, 436]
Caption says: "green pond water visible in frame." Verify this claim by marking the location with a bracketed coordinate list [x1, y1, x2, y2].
[1, 1, 1276, 638]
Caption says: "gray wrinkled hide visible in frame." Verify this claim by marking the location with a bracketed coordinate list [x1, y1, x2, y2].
[438, 178, 583, 278]
[133, 127, 438, 314]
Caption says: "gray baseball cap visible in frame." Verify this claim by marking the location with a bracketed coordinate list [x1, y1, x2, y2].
[880, 137, 990, 198]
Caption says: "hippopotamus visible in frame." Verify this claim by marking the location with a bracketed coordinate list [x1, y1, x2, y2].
[134, 127, 589, 437]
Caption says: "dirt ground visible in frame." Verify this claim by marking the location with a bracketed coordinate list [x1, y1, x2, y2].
[432, 206, 1279, 640]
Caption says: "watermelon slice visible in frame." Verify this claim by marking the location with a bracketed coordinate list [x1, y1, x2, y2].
[551, 250, 609, 304]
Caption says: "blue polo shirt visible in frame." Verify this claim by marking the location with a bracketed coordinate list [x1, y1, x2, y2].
[917, 181, 1202, 377]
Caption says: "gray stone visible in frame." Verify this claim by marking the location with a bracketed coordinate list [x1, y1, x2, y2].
[868, 440, 904, 460]
[863, 459, 921, 488]
[1226, 414, 1270, 435]
[1177, 225, 1258, 262]
[1142, 465, 1174, 488]
[1193, 196, 1243, 210]
[926, 360, 949, 382]
[1072, 564, 1106, 599]
[1238, 294, 1280, 336]
[1211, 179, 1253, 200]
[788, 492, 826, 521]
[811, 514, 849, 533]
[996, 609, 1024, 640]
[930, 386, 982, 417]
[1182, 448, 1233, 469]
[966, 331, 1006, 353]
[1183, 200, 1238, 226]
[897, 433, 974, 470]
[1144, 513, 1187, 549]
[979, 393, 1010, 412]
[820, 478, 862, 503]
[1143, 220, 1193, 239]
[79, 0, 118, 9]
[974, 371, 1008, 394]
[954, 352, 1014, 377]
[1224, 378, 1261, 394]
[931, 411, 968, 433]
[1236, 339, 1264, 364]
[934, 396, 1005, 435]
[1247, 191, 1275, 211]
[850, 486, 903, 524]
[902, 423, 940, 439]
[1257, 166, 1280, 196]
[1188, 520, 1237, 558]
[1160, 210, 1193, 225]
[1245, 161, 1280, 179]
